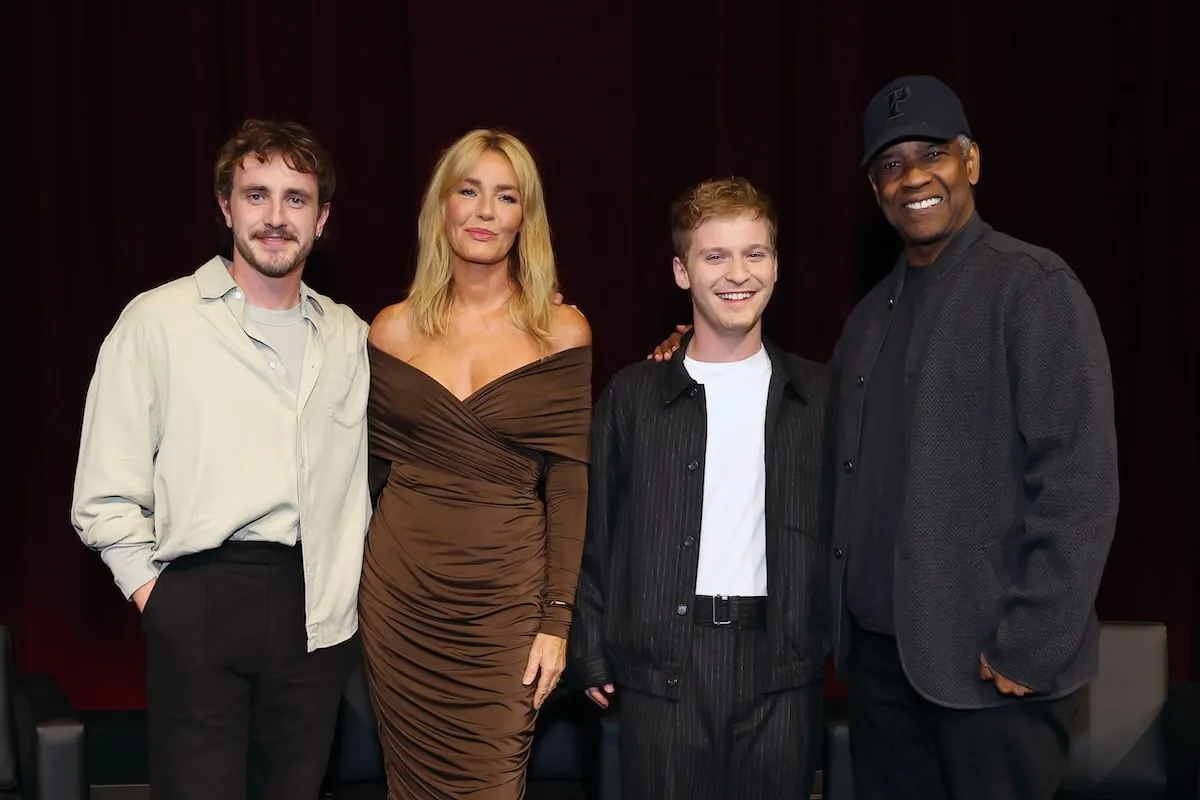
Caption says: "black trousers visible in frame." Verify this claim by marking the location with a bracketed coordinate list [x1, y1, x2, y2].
[143, 542, 356, 800]
[617, 625, 821, 800]
[848, 624, 1079, 800]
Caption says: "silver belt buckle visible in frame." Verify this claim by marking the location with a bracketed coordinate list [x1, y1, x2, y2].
[711, 594, 732, 626]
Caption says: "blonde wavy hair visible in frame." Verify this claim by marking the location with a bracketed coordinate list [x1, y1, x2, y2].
[407, 129, 558, 343]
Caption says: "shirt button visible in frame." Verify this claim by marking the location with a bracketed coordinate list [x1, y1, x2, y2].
[667, 675, 679, 687]
[676, 604, 688, 615]
[834, 548, 844, 559]
[886, 297, 895, 308]
[856, 375, 865, 386]
[688, 386, 698, 397]
[843, 461, 855, 473]
[234, 290, 243, 300]
[687, 460, 700, 471]
[683, 536, 695, 547]
[269, 362, 278, 369]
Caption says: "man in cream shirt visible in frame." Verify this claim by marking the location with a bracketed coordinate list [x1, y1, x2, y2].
[71, 119, 369, 800]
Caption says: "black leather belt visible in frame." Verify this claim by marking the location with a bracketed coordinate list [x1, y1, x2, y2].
[693, 595, 768, 629]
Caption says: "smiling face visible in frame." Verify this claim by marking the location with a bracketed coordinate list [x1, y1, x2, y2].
[869, 137, 980, 265]
[444, 149, 524, 269]
[673, 213, 777, 344]
[218, 153, 329, 279]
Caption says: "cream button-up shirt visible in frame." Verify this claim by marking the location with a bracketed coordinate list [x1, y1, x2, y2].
[71, 256, 371, 651]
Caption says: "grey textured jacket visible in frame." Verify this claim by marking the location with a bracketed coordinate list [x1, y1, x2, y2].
[829, 213, 1119, 708]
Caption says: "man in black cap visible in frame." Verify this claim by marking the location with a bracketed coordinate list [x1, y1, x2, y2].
[826, 74, 1119, 798]
[646, 74, 1119, 799]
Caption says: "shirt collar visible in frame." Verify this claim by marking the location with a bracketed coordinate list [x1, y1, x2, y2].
[887, 212, 991, 292]
[193, 255, 325, 317]
[658, 328, 809, 405]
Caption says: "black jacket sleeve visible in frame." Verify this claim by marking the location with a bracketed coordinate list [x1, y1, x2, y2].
[568, 379, 621, 689]
[985, 268, 1120, 692]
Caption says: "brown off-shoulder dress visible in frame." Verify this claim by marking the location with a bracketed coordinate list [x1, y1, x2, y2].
[358, 343, 592, 800]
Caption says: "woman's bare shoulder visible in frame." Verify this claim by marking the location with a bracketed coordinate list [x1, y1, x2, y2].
[548, 302, 592, 353]
[369, 301, 415, 352]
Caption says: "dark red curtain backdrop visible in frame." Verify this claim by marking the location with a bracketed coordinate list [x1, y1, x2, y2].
[3, 2, 1195, 710]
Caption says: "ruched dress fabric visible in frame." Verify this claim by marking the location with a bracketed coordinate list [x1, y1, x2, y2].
[359, 343, 592, 800]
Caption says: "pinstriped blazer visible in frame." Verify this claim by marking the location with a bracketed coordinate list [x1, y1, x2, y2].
[569, 332, 835, 700]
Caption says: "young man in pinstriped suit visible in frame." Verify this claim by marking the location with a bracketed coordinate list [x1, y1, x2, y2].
[571, 177, 834, 800]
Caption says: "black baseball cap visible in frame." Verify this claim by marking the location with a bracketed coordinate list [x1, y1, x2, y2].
[861, 75, 971, 166]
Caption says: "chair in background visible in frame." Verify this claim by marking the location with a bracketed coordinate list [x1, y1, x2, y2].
[0, 625, 87, 800]
[823, 621, 1200, 800]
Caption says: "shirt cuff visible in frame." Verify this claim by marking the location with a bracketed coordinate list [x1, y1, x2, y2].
[983, 647, 1045, 695]
[538, 618, 572, 640]
[100, 544, 161, 600]
[570, 652, 613, 690]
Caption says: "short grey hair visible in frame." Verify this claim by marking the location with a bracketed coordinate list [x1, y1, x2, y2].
[957, 134, 974, 159]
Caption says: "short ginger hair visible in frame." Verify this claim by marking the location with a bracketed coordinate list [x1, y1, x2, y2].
[669, 177, 777, 261]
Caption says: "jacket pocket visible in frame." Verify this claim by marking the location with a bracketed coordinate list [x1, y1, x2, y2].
[139, 566, 171, 632]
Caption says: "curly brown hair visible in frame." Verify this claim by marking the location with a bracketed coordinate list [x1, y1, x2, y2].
[213, 119, 336, 206]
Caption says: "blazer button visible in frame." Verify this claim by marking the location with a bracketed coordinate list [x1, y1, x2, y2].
[834, 548, 844, 559]
[843, 461, 855, 473]
[887, 297, 896, 308]
[676, 604, 688, 615]
[667, 675, 679, 687]
[683, 536, 695, 547]
[687, 459, 700, 471]
[856, 375, 865, 386]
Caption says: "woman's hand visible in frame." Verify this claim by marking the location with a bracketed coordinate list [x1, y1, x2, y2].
[522, 632, 567, 710]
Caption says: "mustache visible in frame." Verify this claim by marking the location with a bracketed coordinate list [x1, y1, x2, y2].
[252, 227, 296, 240]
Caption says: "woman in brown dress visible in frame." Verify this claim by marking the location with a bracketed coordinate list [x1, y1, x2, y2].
[358, 129, 592, 799]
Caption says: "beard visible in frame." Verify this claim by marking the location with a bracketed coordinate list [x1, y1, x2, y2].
[233, 228, 313, 278]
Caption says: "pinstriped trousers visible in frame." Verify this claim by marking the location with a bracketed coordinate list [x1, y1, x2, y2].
[617, 624, 821, 800]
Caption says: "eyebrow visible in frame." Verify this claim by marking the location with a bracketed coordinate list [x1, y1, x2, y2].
[463, 177, 520, 193]
[244, 184, 314, 200]
[697, 243, 772, 255]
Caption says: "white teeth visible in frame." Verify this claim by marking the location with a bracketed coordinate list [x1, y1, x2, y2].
[905, 197, 943, 210]
[718, 292, 753, 301]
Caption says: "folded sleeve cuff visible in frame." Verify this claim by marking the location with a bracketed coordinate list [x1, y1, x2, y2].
[100, 544, 161, 600]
